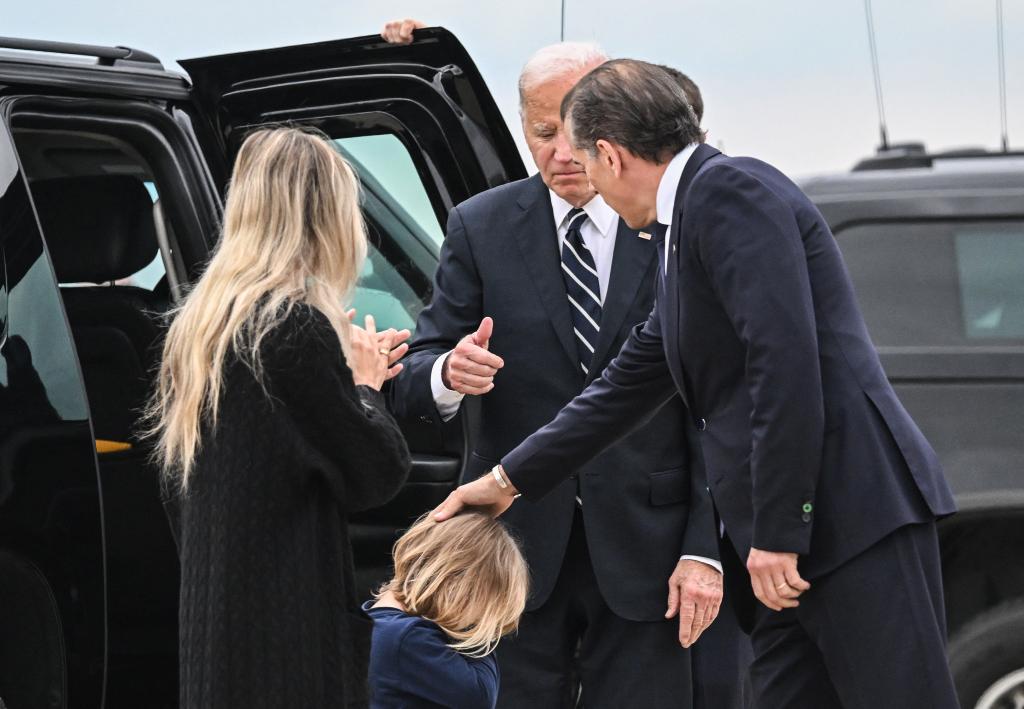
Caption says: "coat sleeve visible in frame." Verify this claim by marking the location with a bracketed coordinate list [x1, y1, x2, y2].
[387, 205, 484, 421]
[680, 445, 720, 562]
[502, 299, 678, 500]
[264, 306, 412, 513]
[689, 164, 825, 555]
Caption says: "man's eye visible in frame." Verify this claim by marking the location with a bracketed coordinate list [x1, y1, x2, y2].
[536, 131, 555, 140]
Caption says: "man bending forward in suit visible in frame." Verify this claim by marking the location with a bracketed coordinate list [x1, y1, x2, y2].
[435, 59, 961, 709]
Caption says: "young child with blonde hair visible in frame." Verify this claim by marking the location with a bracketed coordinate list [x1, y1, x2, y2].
[364, 512, 529, 708]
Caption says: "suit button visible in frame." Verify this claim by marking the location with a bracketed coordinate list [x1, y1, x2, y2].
[569, 474, 578, 480]
[697, 418, 707, 432]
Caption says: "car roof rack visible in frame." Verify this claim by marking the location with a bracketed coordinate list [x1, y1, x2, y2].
[0, 37, 163, 70]
[852, 141, 1024, 171]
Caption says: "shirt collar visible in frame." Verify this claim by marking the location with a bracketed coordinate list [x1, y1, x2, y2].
[550, 190, 618, 238]
[656, 143, 699, 229]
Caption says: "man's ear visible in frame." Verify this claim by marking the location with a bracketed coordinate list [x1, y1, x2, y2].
[595, 139, 623, 177]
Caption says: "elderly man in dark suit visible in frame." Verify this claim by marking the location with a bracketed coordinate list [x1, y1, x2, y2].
[435, 59, 961, 709]
[387, 32, 746, 708]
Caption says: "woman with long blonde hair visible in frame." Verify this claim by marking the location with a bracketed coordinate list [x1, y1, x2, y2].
[146, 127, 412, 709]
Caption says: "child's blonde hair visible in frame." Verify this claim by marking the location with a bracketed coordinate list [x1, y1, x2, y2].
[378, 512, 529, 658]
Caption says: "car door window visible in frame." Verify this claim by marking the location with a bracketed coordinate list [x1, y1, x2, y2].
[333, 134, 440, 333]
[337, 135, 444, 247]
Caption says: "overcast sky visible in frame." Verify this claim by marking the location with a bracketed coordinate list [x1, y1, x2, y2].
[5, 0, 1022, 177]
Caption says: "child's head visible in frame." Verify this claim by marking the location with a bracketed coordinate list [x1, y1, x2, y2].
[379, 512, 529, 657]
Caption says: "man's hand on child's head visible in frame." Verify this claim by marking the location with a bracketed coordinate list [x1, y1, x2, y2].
[433, 468, 518, 521]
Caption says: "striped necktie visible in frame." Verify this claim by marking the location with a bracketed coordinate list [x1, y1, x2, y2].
[560, 207, 602, 376]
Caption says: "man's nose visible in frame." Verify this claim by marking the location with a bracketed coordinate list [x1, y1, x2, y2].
[553, 133, 574, 162]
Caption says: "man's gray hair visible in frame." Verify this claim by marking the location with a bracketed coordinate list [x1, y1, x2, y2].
[518, 42, 608, 111]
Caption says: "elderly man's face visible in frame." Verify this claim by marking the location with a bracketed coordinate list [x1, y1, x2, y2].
[520, 69, 598, 207]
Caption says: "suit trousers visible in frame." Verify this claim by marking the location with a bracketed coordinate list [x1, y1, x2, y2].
[748, 521, 960, 709]
[497, 507, 745, 709]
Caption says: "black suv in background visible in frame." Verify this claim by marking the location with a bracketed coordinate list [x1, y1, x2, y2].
[0, 29, 523, 709]
[0, 29, 1020, 709]
[801, 146, 1024, 709]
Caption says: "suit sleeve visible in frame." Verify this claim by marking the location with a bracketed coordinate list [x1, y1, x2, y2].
[265, 307, 412, 513]
[689, 165, 825, 555]
[503, 298, 677, 499]
[388, 206, 483, 422]
[680, 443, 720, 562]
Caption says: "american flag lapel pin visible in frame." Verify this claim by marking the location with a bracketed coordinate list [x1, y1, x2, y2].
[638, 231, 652, 240]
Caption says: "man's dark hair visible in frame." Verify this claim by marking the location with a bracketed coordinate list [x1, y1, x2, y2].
[560, 59, 703, 163]
[657, 64, 703, 124]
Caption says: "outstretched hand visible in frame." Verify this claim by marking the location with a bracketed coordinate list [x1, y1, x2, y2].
[433, 470, 518, 521]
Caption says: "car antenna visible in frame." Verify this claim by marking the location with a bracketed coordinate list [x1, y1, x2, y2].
[863, 0, 890, 151]
[997, 0, 1010, 152]
[560, 0, 567, 41]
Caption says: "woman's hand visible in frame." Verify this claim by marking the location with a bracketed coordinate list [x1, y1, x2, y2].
[347, 310, 410, 385]
[349, 314, 397, 390]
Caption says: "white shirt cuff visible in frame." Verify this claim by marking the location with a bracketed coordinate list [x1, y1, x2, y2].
[430, 351, 465, 422]
[680, 555, 723, 574]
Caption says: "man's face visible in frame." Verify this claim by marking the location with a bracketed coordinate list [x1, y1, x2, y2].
[567, 127, 652, 230]
[520, 70, 597, 206]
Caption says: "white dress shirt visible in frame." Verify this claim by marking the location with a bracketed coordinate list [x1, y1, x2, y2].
[656, 143, 699, 273]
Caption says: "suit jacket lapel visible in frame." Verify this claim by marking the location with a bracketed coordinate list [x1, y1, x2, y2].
[588, 219, 658, 379]
[664, 144, 722, 404]
[513, 175, 580, 370]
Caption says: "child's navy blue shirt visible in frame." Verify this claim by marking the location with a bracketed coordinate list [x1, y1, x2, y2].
[363, 601, 499, 709]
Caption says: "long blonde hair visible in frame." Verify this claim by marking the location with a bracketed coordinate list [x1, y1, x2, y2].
[377, 513, 529, 658]
[144, 127, 367, 490]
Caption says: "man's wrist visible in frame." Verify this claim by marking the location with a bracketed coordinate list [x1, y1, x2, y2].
[489, 464, 519, 498]
[680, 554, 723, 575]
[441, 351, 454, 390]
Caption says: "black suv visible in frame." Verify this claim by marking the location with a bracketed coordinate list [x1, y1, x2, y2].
[0, 29, 1020, 709]
[801, 146, 1024, 709]
[0, 29, 523, 709]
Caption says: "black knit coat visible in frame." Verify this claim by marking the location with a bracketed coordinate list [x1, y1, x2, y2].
[168, 304, 411, 709]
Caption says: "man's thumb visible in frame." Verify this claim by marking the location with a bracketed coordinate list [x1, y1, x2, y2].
[473, 316, 494, 349]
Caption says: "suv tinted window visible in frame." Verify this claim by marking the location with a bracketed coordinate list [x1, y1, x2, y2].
[836, 221, 1024, 347]
[334, 134, 440, 333]
[336, 135, 443, 246]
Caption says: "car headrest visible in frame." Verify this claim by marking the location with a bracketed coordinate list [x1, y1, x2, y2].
[30, 176, 159, 284]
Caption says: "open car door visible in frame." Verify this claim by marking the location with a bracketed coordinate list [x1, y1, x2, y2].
[180, 27, 526, 591]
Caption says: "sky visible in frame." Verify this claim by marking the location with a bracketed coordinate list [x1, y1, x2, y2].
[4, 0, 1022, 178]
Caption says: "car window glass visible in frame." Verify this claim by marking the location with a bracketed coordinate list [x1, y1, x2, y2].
[836, 221, 1024, 347]
[60, 179, 166, 291]
[333, 135, 439, 334]
[0, 138, 88, 423]
[334, 134, 444, 247]
[352, 241, 421, 333]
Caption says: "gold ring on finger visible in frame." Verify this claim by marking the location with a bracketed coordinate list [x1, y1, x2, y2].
[378, 348, 390, 356]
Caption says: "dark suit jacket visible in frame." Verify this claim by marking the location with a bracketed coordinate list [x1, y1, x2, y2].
[503, 145, 957, 593]
[389, 174, 718, 621]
